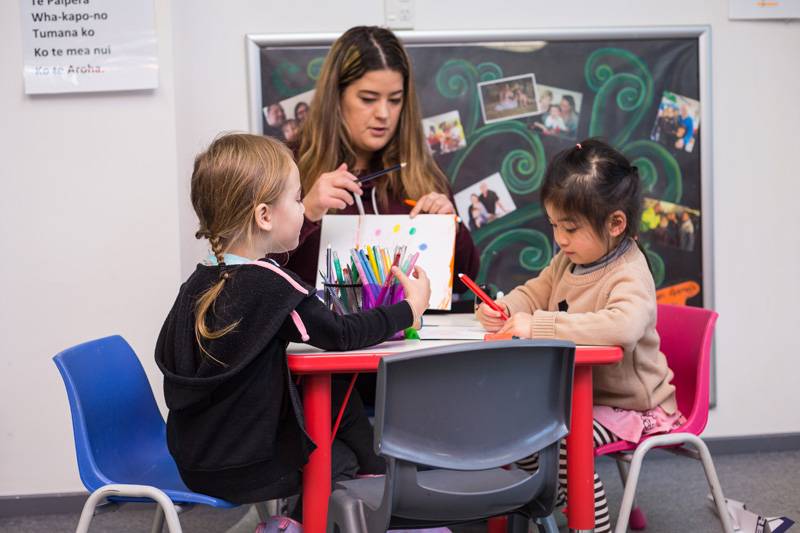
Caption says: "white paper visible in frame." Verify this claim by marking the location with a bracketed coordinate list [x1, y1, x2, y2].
[729, 0, 800, 19]
[317, 214, 457, 310]
[20, 0, 158, 94]
[416, 325, 487, 340]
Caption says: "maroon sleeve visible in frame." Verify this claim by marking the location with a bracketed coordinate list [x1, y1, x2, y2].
[453, 220, 480, 294]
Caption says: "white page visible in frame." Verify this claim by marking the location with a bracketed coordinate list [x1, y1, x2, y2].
[317, 214, 456, 310]
[416, 325, 487, 340]
[417, 314, 487, 340]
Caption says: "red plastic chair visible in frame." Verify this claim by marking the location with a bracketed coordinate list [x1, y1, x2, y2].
[594, 304, 734, 533]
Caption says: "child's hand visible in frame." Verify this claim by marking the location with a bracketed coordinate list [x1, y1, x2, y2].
[475, 302, 509, 332]
[496, 312, 534, 338]
[392, 265, 431, 329]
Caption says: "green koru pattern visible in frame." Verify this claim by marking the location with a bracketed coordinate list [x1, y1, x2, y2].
[447, 121, 546, 195]
[270, 61, 303, 98]
[478, 228, 553, 294]
[584, 47, 688, 284]
[307, 57, 324, 82]
[586, 47, 653, 146]
[642, 242, 665, 286]
[434, 59, 503, 136]
[269, 58, 322, 99]
[468, 203, 551, 285]
[268, 48, 687, 288]
[623, 140, 682, 203]
[433, 60, 550, 284]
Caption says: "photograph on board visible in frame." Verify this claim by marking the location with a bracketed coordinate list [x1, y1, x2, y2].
[528, 84, 583, 140]
[640, 197, 700, 252]
[477, 74, 540, 124]
[454, 172, 518, 232]
[650, 90, 701, 153]
[262, 88, 315, 142]
[421, 110, 467, 156]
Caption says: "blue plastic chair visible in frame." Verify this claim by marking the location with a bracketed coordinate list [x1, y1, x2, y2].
[53, 335, 237, 533]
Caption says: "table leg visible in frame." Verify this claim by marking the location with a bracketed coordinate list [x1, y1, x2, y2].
[302, 373, 331, 533]
[567, 365, 594, 532]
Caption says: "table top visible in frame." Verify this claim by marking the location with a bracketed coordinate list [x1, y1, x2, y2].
[287, 314, 622, 373]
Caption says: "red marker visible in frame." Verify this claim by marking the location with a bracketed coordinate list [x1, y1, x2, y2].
[457, 273, 509, 321]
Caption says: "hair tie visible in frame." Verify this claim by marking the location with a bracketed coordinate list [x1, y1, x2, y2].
[576, 143, 582, 150]
[220, 270, 230, 280]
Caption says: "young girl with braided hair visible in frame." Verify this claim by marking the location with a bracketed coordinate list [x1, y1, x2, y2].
[155, 133, 430, 505]
[477, 139, 683, 532]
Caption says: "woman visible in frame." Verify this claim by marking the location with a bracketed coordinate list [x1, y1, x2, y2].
[286, 26, 480, 294]
[559, 94, 579, 138]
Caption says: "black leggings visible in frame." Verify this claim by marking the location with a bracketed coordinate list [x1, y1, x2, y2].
[327, 375, 385, 475]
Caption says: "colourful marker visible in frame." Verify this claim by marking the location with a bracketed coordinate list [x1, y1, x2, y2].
[457, 273, 509, 321]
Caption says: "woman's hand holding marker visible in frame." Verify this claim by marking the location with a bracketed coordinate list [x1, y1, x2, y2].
[303, 163, 363, 221]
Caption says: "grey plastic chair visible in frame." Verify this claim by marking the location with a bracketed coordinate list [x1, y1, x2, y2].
[326, 339, 575, 533]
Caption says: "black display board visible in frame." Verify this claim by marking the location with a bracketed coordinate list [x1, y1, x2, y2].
[248, 28, 712, 308]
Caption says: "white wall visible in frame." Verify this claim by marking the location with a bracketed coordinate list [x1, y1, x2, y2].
[2, 0, 798, 497]
[172, 0, 800, 440]
[0, 1, 181, 495]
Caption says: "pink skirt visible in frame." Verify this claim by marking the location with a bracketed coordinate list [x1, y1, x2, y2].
[593, 405, 686, 444]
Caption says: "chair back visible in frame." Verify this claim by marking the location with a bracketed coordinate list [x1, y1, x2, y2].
[655, 304, 718, 436]
[374, 339, 575, 470]
[53, 335, 234, 506]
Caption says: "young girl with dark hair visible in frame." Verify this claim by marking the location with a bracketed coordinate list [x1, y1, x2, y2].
[477, 138, 682, 532]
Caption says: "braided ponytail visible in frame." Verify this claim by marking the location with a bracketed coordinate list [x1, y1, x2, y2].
[189, 133, 293, 365]
[193, 232, 239, 367]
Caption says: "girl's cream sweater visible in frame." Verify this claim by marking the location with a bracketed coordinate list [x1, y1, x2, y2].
[501, 244, 677, 413]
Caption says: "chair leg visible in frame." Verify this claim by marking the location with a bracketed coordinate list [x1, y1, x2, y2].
[254, 502, 272, 521]
[683, 435, 734, 533]
[151, 506, 165, 533]
[75, 487, 111, 533]
[615, 459, 647, 530]
[613, 443, 652, 533]
[506, 514, 527, 533]
[613, 434, 734, 533]
[75, 484, 183, 533]
[326, 489, 365, 533]
[533, 514, 559, 533]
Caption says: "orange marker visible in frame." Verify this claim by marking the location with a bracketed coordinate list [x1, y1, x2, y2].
[403, 198, 417, 207]
[484, 333, 515, 341]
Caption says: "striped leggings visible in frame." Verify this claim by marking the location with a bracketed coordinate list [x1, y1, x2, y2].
[516, 420, 620, 533]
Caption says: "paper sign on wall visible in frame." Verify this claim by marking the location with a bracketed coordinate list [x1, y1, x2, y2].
[317, 215, 457, 310]
[729, 0, 800, 19]
[19, 0, 158, 94]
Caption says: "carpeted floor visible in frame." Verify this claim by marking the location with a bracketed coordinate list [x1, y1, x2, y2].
[1, 450, 797, 532]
